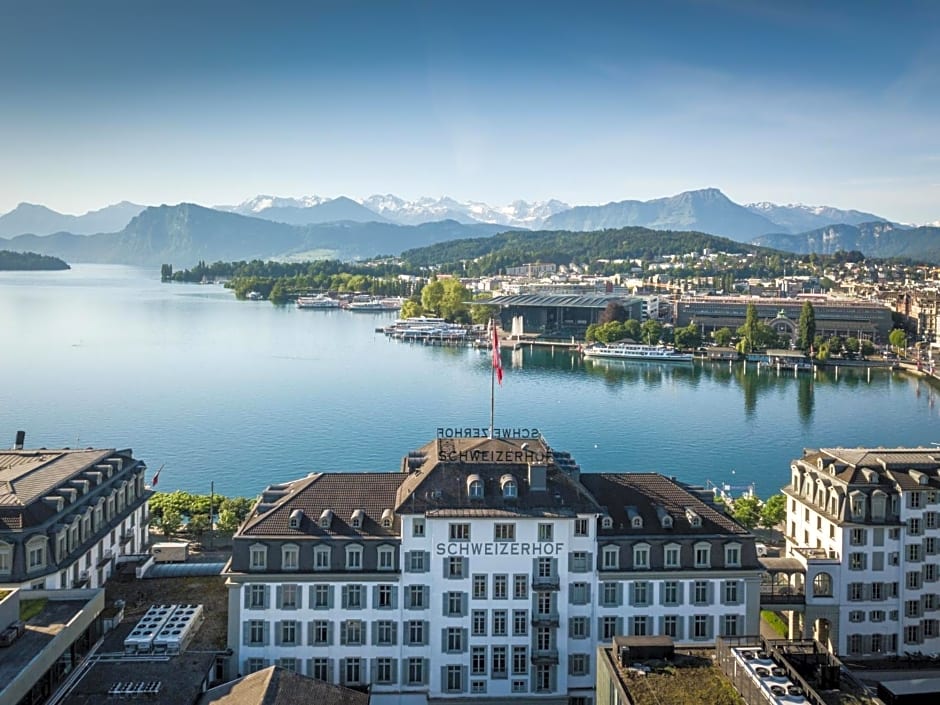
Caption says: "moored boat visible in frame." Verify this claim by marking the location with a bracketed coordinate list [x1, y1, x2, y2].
[582, 342, 693, 362]
[296, 295, 339, 309]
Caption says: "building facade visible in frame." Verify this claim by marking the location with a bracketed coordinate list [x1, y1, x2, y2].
[0, 436, 151, 590]
[784, 447, 940, 658]
[225, 433, 761, 704]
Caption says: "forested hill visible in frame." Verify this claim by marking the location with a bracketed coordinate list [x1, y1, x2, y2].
[0, 250, 70, 270]
[400, 226, 772, 271]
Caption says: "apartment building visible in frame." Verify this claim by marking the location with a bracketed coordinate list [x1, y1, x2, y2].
[225, 432, 761, 704]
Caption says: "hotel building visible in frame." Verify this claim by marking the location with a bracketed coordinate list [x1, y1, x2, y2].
[0, 433, 151, 590]
[785, 447, 940, 658]
[225, 432, 761, 704]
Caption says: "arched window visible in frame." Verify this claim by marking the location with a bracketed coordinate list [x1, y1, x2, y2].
[813, 572, 833, 597]
[467, 475, 484, 499]
[500, 474, 517, 498]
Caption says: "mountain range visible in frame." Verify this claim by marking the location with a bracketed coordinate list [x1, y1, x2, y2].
[2, 188, 938, 266]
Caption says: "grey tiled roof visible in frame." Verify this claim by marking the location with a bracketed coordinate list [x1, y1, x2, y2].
[0, 449, 114, 506]
[199, 666, 369, 705]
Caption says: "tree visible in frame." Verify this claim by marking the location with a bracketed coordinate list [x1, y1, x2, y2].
[640, 319, 663, 345]
[737, 303, 761, 353]
[216, 508, 242, 533]
[186, 513, 210, 539]
[157, 508, 182, 538]
[860, 339, 875, 356]
[599, 301, 628, 324]
[798, 301, 816, 352]
[673, 323, 702, 350]
[760, 494, 787, 530]
[420, 278, 445, 315]
[268, 279, 288, 305]
[731, 495, 762, 530]
[712, 327, 733, 347]
[400, 299, 422, 319]
[889, 328, 907, 353]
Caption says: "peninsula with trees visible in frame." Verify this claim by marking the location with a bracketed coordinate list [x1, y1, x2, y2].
[0, 250, 70, 271]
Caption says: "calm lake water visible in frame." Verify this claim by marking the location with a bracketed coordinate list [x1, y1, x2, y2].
[2, 264, 938, 499]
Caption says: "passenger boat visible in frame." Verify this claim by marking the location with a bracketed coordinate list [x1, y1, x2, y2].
[296, 295, 339, 309]
[582, 342, 693, 362]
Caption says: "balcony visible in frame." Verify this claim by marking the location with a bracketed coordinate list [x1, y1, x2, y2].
[531, 612, 560, 627]
[531, 648, 559, 665]
[531, 575, 560, 591]
[96, 549, 114, 568]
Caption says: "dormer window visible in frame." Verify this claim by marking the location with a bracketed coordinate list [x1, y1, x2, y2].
[626, 507, 643, 529]
[601, 515, 613, 530]
[656, 507, 673, 529]
[319, 509, 334, 529]
[500, 474, 517, 498]
[686, 509, 701, 528]
[289, 509, 304, 530]
[467, 474, 484, 499]
[381, 508, 394, 529]
[351, 509, 365, 529]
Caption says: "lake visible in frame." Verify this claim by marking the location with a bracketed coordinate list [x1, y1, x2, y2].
[2, 264, 937, 499]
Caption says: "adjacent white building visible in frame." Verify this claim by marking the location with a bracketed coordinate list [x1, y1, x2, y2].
[225, 432, 761, 704]
[785, 447, 940, 658]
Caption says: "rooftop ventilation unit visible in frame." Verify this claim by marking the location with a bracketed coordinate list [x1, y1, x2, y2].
[123, 603, 176, 654]
[152, 604, 205, 655]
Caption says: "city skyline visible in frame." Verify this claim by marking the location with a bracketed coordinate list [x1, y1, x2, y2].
[1, 0, 938, 223]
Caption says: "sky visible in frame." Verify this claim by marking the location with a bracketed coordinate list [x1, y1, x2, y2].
[1, 0, 938, 222]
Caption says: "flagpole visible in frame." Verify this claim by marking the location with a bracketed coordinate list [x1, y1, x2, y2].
[490, 320, 496, 439]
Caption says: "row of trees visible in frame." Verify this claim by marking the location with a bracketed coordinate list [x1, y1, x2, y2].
[727, 493, 787, 531]
[398, 277, 497, 324]
[149, 491, 255, 538]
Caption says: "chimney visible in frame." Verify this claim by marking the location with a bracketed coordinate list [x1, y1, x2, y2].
[14, 430, 25, 450]
[528, 463, 547, 493]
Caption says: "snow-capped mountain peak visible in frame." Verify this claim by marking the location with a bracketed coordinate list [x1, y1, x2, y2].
[222, 194, 331, 215]
[360, 195, 570, 228]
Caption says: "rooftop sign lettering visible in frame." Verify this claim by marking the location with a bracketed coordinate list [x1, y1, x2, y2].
[436, 427, 541, 439]
[435, 541, 564, 556]
[437, 439, 552, 464]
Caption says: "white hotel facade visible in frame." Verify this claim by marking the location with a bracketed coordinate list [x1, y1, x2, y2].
[784, 447, 940, 658]
[225, 432, 761, 704]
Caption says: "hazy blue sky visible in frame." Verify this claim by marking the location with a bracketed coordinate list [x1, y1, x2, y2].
[1, 0, 938, 222]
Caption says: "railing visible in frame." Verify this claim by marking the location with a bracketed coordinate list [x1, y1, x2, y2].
[531, 612, 560, 627]
[531, 648, 559, 664]
[760, 587, 806, 605]
[531, 576, 560, 591]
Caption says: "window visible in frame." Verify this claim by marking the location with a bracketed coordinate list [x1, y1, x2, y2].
[445, 665, 463, 692]
[472, 646, 487, 675]
[514, 574, 528, 600]
[694, 542, 711, 568]
[0, 542, 11, 575]
[909, 518, 923, 536]
[536, 556, 553, 578]
[633, 544, 650, 569]
[513, 679, 527, 693]
[632, 615, 649, 636]
[313, 584, 330, 608]
[569, 616, 588, 639]
[538, 523, 553, 541]
[343, 620, 363, 645]
[375, 657, 393, 684]
[502, 478, 517, 498]
[472, 574, 487, 598]
[246, 658, 266, 674]
[927, 513, 938, 530]
[378, 546, 395, 571]
[905, 624, 921, 644]
[848, 582, 864, 601]
[311, 658, 330, 681]
[314, 546, 331, 570]
[570, 551, 589, 572]
[535, 664, 552, 692]
[471, 680, 486, 694]
[925, 563, 938, 582]
[281, 584, 299, 609]
[664, 544, 680, 568]
[574, 518, 589, 536]
[602, 582, 619, 606]
[927, 537, 937, 555]
[343, 658, 362, 685]
[493, 574, 508, 599]
[632, 581, 648, 606]
[849, 553, 866, 570]
[725, 544, 741, 567]
[601, 515, 613, 529]
[492, 646, 507, 676]
[311, 620, 330, 645]
[449, 523, 470, 540]
[447, 556, 465, 578]
[927, 593, 938, 609]
[601, 545, 619, 570]
[344, 584, 363, 609]
[570, 582, 590, 604]
[536, 592, 552, 617]
[569, 653, 589, 676]
[377, 584, 394, 608]
[849, 610, 865, 623]
[663, 580, 679, 605]
[908, 544, 923, 562]
[413, 518, 425, 536]
[494, 523, 515, 541]
[446, 627, 464, 652]
[911, 491, 923, 509]
[469, 478, 483, 498]
[493, 610, 507, 636]
[871, 582, 884, 600]
[345, 545, 363, 570]
[471, 610, 487, 636]
[280, 620, 298, 645]
[407, 658, 425, 685]
[408, 585, 426, 608]
[281, 544, 299, 570]
[870, 610, 886, 622]
[536, 626, 552, 650]
[724, 580, 738, 603]
[407, 620, 425, 645]
[601, 616, 618, 639]
[409, 551, 426, 572]
[693, 581, 708, 605]
[512, 646, 528, 675]
[663, 615, 678, 638]
[693, 615, 709, 639]
[249, 584, 266, 608]
[908, 571, 922, 590]
[248, 620, 265, 644]
[249, 544, 267, 571]
[446, 591, 464, 616]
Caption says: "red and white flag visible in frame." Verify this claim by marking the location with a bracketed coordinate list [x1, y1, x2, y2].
[151, 463, 164, 487]
[492, 323, 503, 385]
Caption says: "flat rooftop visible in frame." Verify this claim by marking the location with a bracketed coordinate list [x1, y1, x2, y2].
[0, 598, 90, 689]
